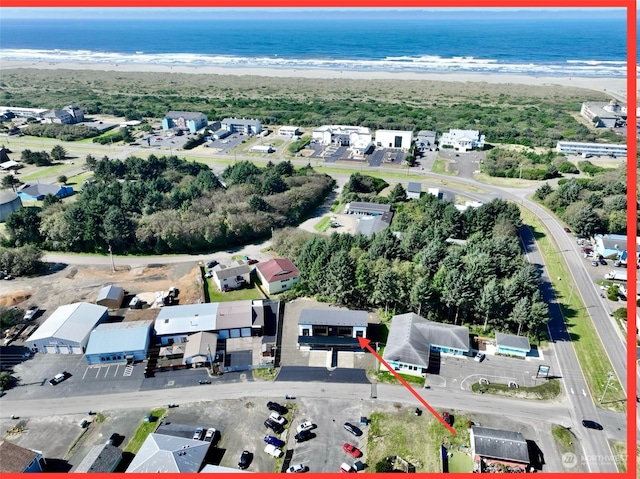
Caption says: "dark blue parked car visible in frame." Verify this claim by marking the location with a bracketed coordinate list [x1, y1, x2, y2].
[263, 435, 285, 448]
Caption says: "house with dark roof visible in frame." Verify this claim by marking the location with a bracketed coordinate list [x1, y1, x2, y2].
[125, 433, 210, 473]
[382, 313, 470, 376]
[212, 263, 251, 292]
[73, 444, 122, 473]
[345, 202, 394, 238]
[17, 183, 73, 201]
[298, 309, 368, 349]
[256, 258, 300, 295]
[495, 333, 531, 358]
[470, 426, 530, 472]
[162, 111, 208, 133]
[0, 440, 45, 473]
[42, 105, 84, 124]
[407, 182, 422, 200]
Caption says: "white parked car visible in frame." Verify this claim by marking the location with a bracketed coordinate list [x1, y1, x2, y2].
[205, 428, 217, 441]
[264, 444, 283, 458]
[23, 307, 39, 321]
[286, 464, 308, 473]
[296, 421, 314, 433]
[269, 412, 286, 425]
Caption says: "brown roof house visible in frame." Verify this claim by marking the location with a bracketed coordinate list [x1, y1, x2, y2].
[0, 440, 46, 472]
[256, 258, 300, 295]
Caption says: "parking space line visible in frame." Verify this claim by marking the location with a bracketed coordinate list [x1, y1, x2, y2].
[114, 364, 120, 376]
[104, 365, 111, 377]
[95, 367, 101, 378]
[82, 367, 89, 380]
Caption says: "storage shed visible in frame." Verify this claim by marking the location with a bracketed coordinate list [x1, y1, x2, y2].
[27, 302, 108, 354]
[96, 285, 125, 310]
[84, 320, 153, 365]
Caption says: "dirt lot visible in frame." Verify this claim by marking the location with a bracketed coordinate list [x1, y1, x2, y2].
[0, 261, 205, 321]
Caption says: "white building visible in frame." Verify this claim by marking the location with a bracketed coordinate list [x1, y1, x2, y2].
[555, 141, 627, 157]
[278, 126, 300, 136]
[27, 302, 109, 354]
[0, 106, 48, 118]
[312, 125, 373, 154]
[580, 100, 624, 128]
[407, 182, 422, 200]
[439, 129, 485, 151]
[221, 118, 262, 135]
[212, 263, 251, 292]
[374, 130, 413, 150]
[249, 145, 274, 154]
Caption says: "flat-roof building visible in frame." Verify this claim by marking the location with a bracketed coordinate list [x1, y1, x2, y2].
[221, 118, 262, 135]
[298, 309, 368, 349]
[162, 111, 208, 133]
[555, 141, 627, 157]
[85, 320, 153, 365]
[374, 129, 413, 150]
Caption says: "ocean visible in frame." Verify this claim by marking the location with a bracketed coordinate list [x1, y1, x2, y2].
[0, 8, 631, 78]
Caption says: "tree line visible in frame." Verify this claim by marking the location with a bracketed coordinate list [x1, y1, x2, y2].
[533, 165, 631, 237]
[272, 180, 548, 340]
[2, 157, 335, 255]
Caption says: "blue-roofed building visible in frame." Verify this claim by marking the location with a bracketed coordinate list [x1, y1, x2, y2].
[162, 111, 208, 133]
[495, 333, 531, 358]
[85, 320, 153, 365]
[17, 183, 73, 201]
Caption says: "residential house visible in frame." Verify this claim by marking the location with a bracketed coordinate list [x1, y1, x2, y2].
[439, 129, 485, 151]
[42, 104, 84, 124]
[298, 309, 368, 349]
[0, 440, 46, 472]
[312, 125, 373, 155]
[212, 263, 251, 292]
[407, 182, 422, 200]
[73, 444, 122, 473]
[593, 234, 640, 263]
[382, 313, 470, 376]
[470, 426, 531, 472]
[162, 111, 208, 133]
[17, 183, 73, 202]
[416, 130, 437, 151]
[256, 258, 300, 295]
[495, 333, 531, 358]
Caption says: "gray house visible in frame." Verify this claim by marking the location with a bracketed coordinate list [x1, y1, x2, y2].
[73, 444, 122, 473]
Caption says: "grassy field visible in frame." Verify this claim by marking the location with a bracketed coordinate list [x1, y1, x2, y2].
[123, 408, 167, 454]
[367, 407, 471, 473]
[19, 163, 80, 182]
[471, 378, 560, 400]
[375, 371, 425, 388]
[551, 424, 575, 459]
[314, 216, 331, 232]
[519, 207, 626, 412]
[431, 158, 455, 175]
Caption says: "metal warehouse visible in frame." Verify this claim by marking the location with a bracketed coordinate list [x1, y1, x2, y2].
[95, 285, 125, 310]
[85, 320, 154, 365]
[27, 302, 108, 354]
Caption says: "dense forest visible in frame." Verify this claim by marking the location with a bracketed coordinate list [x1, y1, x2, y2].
[0, 69, 620, 148]
[533, 164, 633, 237]
[2, 157, 335, 254]
[272, 180, 548, 340]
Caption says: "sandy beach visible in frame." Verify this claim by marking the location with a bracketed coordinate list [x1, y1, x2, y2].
[1, 60, 629, 101]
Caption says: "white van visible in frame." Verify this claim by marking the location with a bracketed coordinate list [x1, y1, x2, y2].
[264, 444, 283, 458]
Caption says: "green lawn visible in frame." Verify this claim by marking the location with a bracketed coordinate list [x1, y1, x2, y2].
[203, 268, 265, 302]
[471, 378, 560, 400]
[314, 216, 331, 232]
[520, 207, 626, 411]
[20, 163, 79, 182]
[431, 158, 456, 175]
[448, 450, 474, 472]
[123, 408, 166, 454]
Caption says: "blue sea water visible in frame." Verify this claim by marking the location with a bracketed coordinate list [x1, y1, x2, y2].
[0, 9, 630, 77]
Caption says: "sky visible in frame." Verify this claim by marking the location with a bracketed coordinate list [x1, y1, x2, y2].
[0, 7, 628, 20]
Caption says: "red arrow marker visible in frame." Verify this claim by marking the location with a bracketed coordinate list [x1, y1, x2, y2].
[358, 336, 456, 435]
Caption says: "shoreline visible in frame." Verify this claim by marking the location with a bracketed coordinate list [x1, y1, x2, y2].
[2, 60, 628, 101]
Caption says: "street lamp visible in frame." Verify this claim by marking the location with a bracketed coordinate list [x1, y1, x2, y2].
[599, 371, 616, 403]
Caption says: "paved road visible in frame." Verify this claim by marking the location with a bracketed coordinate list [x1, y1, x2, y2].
[5, 136, 634, 468]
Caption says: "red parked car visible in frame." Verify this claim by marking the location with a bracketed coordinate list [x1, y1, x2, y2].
[342, 443, 362, 458]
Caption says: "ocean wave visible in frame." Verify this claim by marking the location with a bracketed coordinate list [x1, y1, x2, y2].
[0, 49, 632, 77]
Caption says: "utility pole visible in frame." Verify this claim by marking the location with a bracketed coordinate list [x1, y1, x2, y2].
[108, 243, 116, 273]
[207, 344, 214, 375]
[599, 371, 615, 403]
